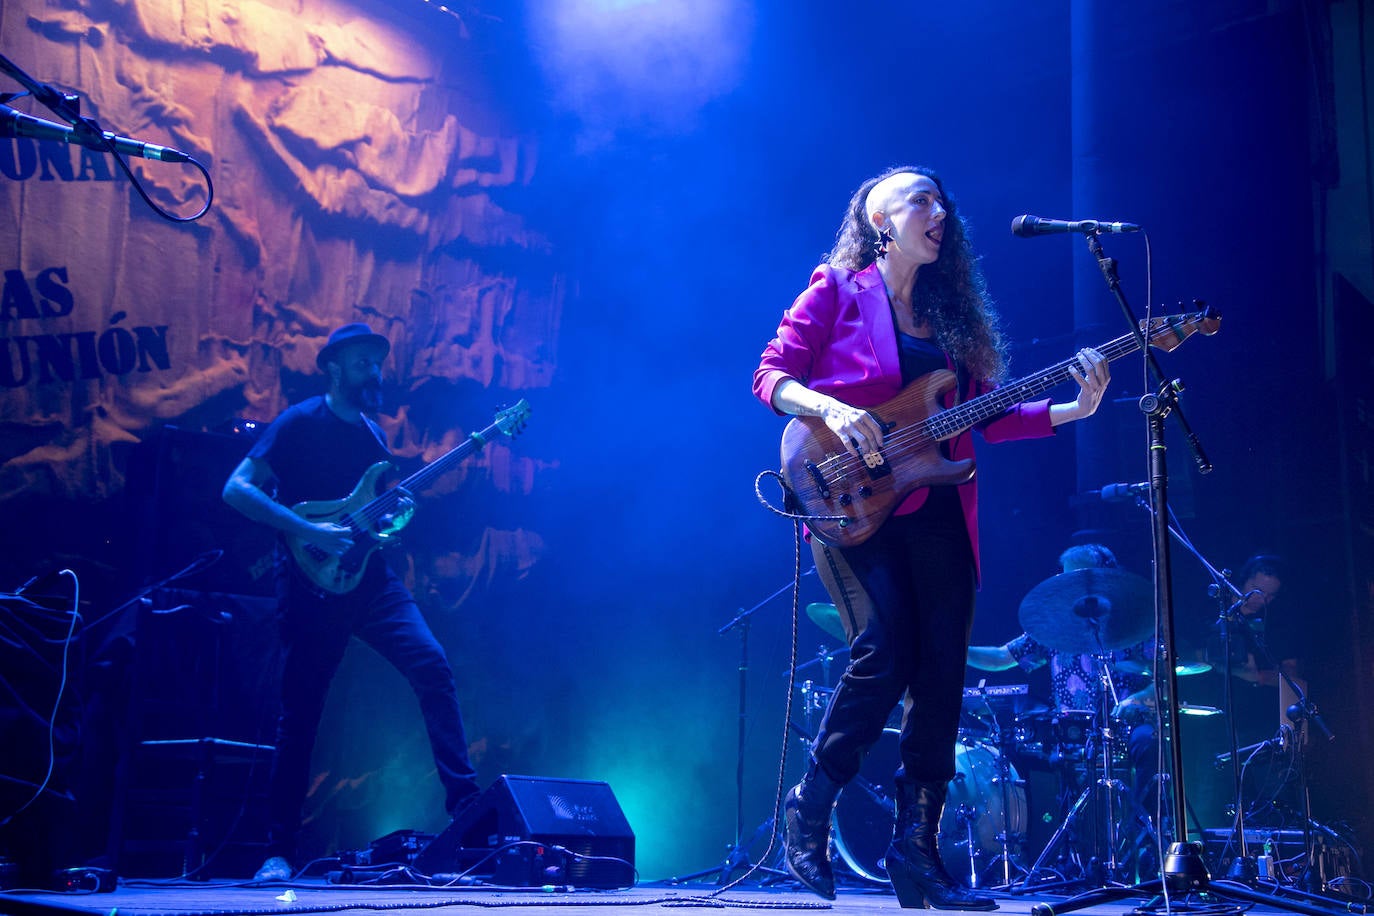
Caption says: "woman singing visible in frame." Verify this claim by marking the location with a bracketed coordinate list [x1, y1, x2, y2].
[753, 165, 1110, 908]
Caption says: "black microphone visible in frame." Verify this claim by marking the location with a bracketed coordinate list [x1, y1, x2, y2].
[1085, 481, 1149, 502]
[0, 104, 191, 163]
[1012, 214, 1141, 237]
[1287, 702, 1336, 742]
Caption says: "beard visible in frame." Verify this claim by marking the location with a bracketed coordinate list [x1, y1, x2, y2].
[340, 376, 384, 413]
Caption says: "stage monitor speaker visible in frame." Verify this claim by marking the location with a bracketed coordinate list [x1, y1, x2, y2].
[414, 775, 634, 888]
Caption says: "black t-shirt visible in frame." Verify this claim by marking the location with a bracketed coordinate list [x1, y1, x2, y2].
[1196, 603, 1305, 744]
[247, 395, 393, 507]
[1205, 605, 1302, 675]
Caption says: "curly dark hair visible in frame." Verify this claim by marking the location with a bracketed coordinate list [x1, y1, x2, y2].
[827, 165, 1006, 381]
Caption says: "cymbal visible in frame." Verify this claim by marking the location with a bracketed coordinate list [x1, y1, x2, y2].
[805, 602, 848, 643]
[1018, 568, 1153, 654]
[1113, 658, 1213, 678]
[1113, 658, 1150, 677]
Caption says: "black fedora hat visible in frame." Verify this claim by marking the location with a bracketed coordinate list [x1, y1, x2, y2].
[316, 323, 390, 370]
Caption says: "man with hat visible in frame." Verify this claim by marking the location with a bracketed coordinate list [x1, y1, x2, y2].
[223, 323, 480, 882]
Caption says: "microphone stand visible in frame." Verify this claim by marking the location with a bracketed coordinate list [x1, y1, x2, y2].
[667, 570, 812, 886]
[1114, 493, 1358, 911]
[0, 52, 213, 220]
[1031, 233, 1348, 916]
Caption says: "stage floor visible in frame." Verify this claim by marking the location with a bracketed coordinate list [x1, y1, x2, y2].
[0, 877, 1354, 916]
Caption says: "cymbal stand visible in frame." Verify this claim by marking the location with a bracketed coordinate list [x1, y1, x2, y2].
[1015, 657, 1133, 893]
[1017, 768, 1093, 892]
[966, 687, 1029, 889]
[1088, 655, 1133, 883]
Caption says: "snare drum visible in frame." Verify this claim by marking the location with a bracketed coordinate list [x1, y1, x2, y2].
[1013, 709, 1099, 763]
[831, 729, 1027, 883]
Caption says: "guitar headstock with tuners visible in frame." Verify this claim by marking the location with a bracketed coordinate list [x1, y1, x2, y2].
[494, 399, 531, 437]
[1143, 301, 1221, 352]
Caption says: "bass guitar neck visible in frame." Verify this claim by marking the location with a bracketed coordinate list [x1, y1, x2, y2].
[778, 307, 1220, 548]
[286, 399, 531, 594]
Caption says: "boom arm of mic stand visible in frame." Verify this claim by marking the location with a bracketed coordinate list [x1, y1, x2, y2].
[1082, 232, 1212, 474]
[719, 565, 815, 635]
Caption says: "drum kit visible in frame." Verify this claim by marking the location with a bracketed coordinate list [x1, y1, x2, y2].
[794, 568, 1221, 892]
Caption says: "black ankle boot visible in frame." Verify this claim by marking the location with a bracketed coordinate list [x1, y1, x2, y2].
[885, 780, 997, 910]
[783, 761, 842, 899]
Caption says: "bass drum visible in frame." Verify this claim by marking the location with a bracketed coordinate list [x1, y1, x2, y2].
[832, 728, 1027, 883]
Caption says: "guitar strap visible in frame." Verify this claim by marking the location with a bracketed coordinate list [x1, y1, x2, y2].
[362, 413, 390, 453]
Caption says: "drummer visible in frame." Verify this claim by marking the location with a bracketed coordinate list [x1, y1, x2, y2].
[966, 544, 1160, 871]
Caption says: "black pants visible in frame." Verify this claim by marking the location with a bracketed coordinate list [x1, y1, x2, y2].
[810, 491, 977, 787]
[266, 558, 479, 859]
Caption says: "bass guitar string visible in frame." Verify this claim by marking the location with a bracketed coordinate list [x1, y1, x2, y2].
[809, 318, 1183, 485]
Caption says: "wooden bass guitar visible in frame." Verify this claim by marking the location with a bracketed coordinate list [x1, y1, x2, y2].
[778, 308, 1219, 549]
[287, 400, 530, 594]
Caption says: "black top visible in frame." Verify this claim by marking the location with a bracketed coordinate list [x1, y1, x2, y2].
[1195, 601, 1306, 744]
[1205, 605, 1303, 673]
[896, 331, 949, 384]
[248, 395, 392, 507]
[896, 331, 964, 532]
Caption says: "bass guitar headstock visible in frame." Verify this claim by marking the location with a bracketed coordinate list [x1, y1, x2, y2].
[495, 399, 532, 437]
[1142, 300, 1221, 353]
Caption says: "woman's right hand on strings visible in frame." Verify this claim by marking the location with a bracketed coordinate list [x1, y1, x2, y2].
[821, 396, 884, 457]
[771, 379, 883, 458]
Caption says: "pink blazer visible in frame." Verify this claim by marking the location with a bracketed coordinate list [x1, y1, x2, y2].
[753, 262, 1054, 579]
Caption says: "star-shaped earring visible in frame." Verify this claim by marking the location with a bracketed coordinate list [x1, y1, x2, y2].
[874, 226, 894, 260]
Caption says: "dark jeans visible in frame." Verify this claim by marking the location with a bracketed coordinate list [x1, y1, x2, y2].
[266, 558, 478, 859]
[810, 497, 977, 787]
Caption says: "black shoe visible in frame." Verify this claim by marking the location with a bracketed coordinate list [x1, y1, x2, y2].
[783, 762, 842, 900]
[447, 791, 480, 824]
[253, 856, 293, 882]
[887, 780, 996, 910]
